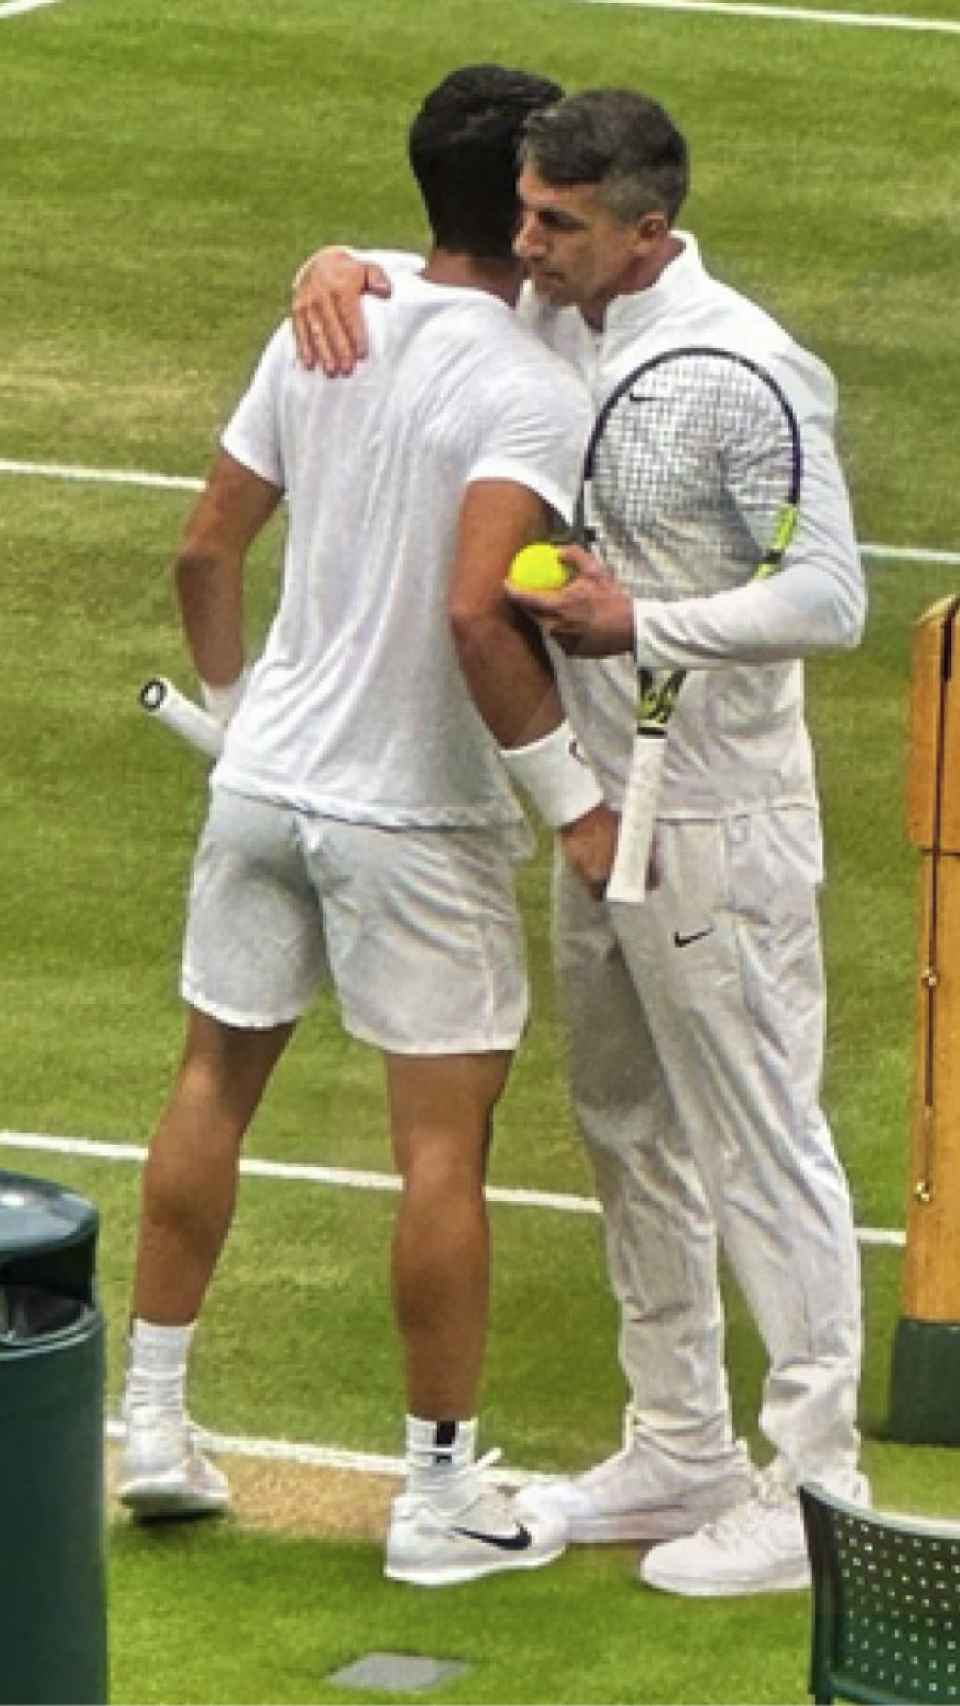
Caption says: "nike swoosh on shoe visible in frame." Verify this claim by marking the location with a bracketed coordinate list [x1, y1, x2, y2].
[450, 1523, 534, 1552]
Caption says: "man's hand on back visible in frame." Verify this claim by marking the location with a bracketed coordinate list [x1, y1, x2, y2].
[291, 248, 392, 375]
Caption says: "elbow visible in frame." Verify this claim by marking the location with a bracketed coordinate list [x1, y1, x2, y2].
[448, 599, 473, 659]
[174, 545, 235, 610]
[817, 547, 869, 653]
[453, 583, 518, 648]
[834, 581, 868, 652]
[806, 601, 865, 656]
[175, 551, 215, 608]
[175, 544, 222, 582]
[449, 595, 506, 666]
[778, 569, 867, 656]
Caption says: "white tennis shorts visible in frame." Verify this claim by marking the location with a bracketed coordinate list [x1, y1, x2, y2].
[180, 786, 531, 1055]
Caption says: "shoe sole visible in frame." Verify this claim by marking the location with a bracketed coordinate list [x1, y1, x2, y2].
[565, 1506, 724, 1544]
[639, 1562, 811, 1597]
[522, 1487, 750, 1546]
[119, 1474, 229, 1520]
[384, 1542, 565, 1588]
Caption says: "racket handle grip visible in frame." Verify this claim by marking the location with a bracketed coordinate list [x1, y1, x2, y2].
[139, 678, 224, 760]
[607, 730, 665, 904]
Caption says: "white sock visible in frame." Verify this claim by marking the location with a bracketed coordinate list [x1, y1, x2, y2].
[405, 1415, 478, 1506]
[125, 1319, 195, 1416]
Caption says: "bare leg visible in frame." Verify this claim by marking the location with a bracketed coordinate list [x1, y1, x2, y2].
[385, 1050, 510, 1420]
[381, 1050, 572, 1584]
[133, 1006, 294, 1324]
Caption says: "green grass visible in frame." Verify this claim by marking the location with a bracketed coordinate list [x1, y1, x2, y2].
[108, 1522, 820, 1706]
[3, 0, 960, 1700]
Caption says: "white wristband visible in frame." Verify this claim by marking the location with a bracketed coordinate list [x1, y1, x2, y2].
[200, 666, 249, 729]
[500, 721, 603, 829]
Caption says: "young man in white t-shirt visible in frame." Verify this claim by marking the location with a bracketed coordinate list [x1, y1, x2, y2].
[117, 66, 613, 1588]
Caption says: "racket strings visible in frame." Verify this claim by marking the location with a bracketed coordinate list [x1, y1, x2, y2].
[586, 352, 799, 599]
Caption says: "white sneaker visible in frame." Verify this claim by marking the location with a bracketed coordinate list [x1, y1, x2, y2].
[118, 1406, 230, 1519]
[385, 1452, 567, 1587]
[515, 1411, 753, 1543]
[639, 1462, 871, 1596]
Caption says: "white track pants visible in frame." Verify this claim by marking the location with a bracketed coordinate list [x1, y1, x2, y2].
[553, 808, 862, 1483]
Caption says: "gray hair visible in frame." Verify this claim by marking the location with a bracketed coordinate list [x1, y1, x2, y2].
[520, 88, 689, 224]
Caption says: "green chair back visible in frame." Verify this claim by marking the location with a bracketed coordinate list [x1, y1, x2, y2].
[799, 1482, 960, 1704]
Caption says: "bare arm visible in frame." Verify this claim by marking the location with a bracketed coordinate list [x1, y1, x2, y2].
[449, 480, 565, 747]
[450, 481, 617, 897]
[174, 450, 282, 689]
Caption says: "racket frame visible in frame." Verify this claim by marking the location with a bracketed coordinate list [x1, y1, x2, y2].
[576, 345, 804, 902]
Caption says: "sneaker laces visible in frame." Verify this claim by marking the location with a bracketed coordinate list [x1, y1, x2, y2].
[473, 1448, 503, 1475]
[445, 1450, 522, 1529]
[699, 1461, 796, 1544]
[452, 1449, 505, 1509]
[406, 1448, 505, 1515]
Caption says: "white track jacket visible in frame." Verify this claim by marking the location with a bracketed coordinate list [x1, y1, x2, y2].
[519, 234, 866, 818]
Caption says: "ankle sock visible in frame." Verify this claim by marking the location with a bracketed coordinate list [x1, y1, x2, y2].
[125, 1319, 195, 1415]
[405, 1415, 479, 1506]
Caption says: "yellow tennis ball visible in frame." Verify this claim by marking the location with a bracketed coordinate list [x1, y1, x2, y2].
[506, 542, 570, 592]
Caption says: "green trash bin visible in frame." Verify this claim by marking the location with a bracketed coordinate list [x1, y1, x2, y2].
[0, 1169, 108, 1705]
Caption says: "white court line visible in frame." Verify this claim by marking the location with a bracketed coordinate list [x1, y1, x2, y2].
[0, 1129, 604, 1218]
[0, 0, 63, 15]
[0, 457, 203, 493]
[0, 456, 955, 567]
[0, 1128, 906, 1247]
[9, 1126, 903, 1481]
[103, 1417, 545, 1486]
[575, 0, 960, 35]
[103, 1416, 408, 1481]
[861, 545, 960, 566]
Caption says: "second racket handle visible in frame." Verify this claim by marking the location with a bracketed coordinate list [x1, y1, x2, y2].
[140, 678, 225, 760]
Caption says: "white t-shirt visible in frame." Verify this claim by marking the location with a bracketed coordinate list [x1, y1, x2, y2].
[214, 272, 592, 826]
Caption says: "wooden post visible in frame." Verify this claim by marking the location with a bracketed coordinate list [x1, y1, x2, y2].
[889, 594, 960, 1442]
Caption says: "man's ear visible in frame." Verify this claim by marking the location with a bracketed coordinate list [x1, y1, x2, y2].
[635, 210, 670, 249]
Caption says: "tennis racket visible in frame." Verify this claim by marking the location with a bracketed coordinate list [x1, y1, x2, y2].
[139, 678, 224, 759]
[577, 345, 803, 903]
